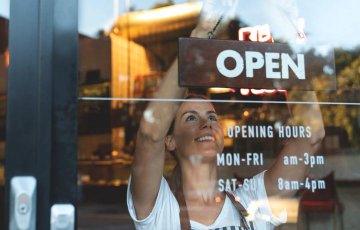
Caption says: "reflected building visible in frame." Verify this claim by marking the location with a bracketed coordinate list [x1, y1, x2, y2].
[78, 2, 354, 183]
[78, 3, 201, 160]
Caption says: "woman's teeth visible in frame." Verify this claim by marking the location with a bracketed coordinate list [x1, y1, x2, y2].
[196, 136, 215, 142]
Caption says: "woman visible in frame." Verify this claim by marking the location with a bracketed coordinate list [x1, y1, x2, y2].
[127, 1, 325, 229]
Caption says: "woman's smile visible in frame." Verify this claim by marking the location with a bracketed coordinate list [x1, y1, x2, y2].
[195, 135, 215, 142]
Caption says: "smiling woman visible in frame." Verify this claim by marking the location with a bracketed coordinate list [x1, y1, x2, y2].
[165, 95, 224, 193]
[126, 1, 325, 229]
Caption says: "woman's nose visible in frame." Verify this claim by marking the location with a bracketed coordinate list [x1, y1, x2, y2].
[200, 118, 212, 129]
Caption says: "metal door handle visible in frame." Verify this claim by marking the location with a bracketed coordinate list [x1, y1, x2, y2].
[10, 176, 37, 230]
[51, 204, 75, 230]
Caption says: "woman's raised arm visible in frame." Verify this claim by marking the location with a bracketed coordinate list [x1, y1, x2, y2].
[130, 0, 239, 219]
[130, 59, 185, 220]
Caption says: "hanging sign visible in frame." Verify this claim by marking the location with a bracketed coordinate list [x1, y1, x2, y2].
[178, 37, 336, 90]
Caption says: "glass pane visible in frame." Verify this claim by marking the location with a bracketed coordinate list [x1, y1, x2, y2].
[77, 0, 360, 229]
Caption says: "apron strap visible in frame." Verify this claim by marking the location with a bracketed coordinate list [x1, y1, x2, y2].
[225, 191, 255, 230]
[175, 186, 191, 230]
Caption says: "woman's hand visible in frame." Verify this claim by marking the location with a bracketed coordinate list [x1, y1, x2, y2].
[191, 0, 239, 38]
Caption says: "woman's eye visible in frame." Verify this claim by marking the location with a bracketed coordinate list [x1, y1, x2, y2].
[209, 115, 218, 121]
[185, 115, 197, 121]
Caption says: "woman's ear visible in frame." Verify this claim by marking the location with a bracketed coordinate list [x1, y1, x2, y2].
[165, 135, 176, 152]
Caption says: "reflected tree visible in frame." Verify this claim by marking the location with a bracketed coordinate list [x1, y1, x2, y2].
[318, 50, 360, 146]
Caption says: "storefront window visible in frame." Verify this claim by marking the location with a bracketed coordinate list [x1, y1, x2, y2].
[77, 0, 360, 229]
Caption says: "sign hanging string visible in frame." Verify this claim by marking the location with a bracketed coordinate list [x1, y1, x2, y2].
[208, 15, 224, 39]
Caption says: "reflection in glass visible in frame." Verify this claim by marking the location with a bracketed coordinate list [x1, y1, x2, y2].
[77, 1, 360, 229]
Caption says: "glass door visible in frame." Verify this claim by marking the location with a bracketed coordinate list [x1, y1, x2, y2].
[76, 1, 360, 229]
[3, 0, 78, 229]
[3, 0, 360, 229]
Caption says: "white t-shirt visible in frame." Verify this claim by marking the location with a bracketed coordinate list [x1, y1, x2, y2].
[127, 171, 286, 230]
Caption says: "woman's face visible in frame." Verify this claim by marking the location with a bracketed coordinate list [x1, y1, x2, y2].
[168, 101, 224, 161]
